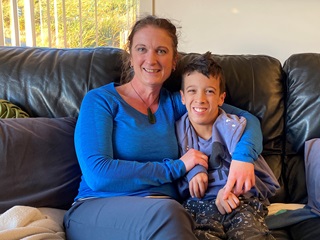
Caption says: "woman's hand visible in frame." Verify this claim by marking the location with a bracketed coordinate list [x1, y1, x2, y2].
[216, 187, 240, 214]
[180, 148, 208, 172]
[189, 172, 208, 199]
[223, 160, 255, 199]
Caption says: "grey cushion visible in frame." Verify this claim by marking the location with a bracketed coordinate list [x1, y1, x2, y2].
[305, 138, 320, 215]
[0, 117, 81, 213]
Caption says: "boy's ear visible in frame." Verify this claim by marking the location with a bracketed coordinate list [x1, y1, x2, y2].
[219, 92, 226, 106]
[180, 90, 186, 105]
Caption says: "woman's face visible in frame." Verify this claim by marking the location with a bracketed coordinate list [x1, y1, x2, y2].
[130, 26, 176, 86]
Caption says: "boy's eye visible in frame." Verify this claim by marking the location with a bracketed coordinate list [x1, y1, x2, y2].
[187, 89, 196, 93]
[205, 88, 216, 94]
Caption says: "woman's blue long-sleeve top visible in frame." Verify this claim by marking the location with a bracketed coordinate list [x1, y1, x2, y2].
[74, 83, 262, 201]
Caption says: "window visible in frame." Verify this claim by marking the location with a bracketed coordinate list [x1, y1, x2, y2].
[0, 0, 138, 48]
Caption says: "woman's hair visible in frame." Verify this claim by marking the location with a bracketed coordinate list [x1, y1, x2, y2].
[121, 15, 179, 84]
[180, 51, 226, 94]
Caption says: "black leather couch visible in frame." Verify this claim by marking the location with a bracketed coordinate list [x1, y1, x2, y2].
[0, 46, 319, 239]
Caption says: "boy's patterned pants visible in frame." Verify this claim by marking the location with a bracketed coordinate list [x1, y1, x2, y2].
[183, 197, 275, 240]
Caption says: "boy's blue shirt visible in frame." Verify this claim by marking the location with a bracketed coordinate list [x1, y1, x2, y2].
[175, 109, 279, 201]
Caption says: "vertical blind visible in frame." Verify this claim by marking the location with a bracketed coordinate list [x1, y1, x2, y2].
[0, 0, 138, 48]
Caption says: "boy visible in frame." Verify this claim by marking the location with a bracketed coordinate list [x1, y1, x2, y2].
[175, 52, 280, 239]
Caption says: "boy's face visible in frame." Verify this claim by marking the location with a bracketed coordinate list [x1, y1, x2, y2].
[180, 71, 226, 127]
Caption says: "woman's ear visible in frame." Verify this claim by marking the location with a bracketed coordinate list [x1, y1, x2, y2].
[173, 55, 178, 71]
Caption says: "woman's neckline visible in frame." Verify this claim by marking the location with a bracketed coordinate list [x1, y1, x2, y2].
[114, 82, 162, 122]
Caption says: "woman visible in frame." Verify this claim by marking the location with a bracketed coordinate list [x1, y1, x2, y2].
[64, 15, 261, 240]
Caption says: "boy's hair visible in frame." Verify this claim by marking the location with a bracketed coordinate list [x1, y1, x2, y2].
[180, 51, 226, 93]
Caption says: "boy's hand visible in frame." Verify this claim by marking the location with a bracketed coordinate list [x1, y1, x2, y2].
[215, 187, 240, 214]
[223, 160, 255, 198]
[189, 172, 208, 199]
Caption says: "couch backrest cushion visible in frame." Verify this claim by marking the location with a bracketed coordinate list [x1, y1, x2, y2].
[0, 46, 124, 118]
[0, 117, 81, 213]
[284, 53, 320, 152]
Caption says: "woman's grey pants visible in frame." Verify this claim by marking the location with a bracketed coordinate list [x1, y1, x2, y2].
[64, 196, 197, 240]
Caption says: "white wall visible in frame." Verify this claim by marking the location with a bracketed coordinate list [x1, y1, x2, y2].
[140, 0, 320, 63]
